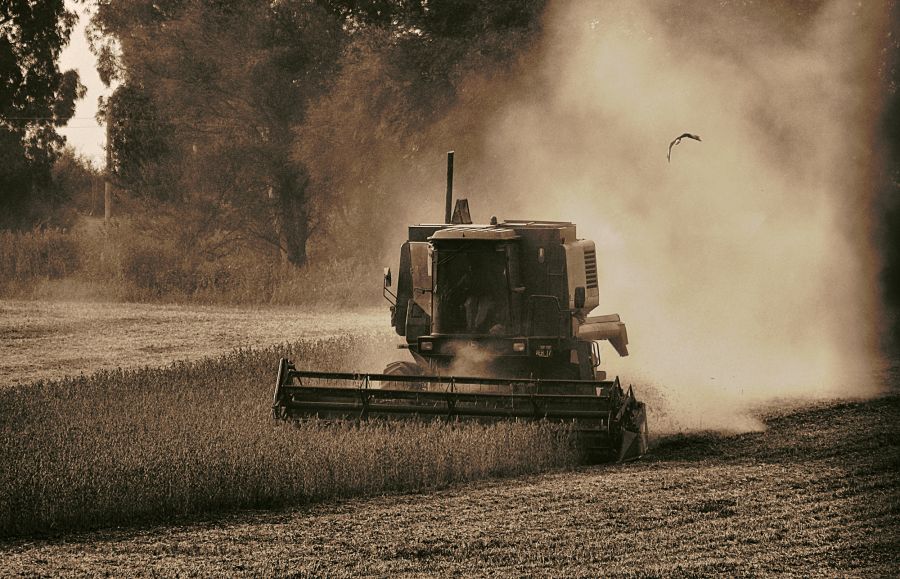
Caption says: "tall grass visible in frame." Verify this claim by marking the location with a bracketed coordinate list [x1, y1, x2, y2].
[0, 228, 80, 288]
[0, 336, 580, 537]
[0, 221, 381, 306]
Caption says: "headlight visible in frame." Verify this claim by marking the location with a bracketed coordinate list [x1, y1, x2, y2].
[420, 341, 433, 351]
[512, 341, 526, 352]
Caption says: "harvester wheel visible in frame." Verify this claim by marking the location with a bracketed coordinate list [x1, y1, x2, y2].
[383, 360, 425, 390]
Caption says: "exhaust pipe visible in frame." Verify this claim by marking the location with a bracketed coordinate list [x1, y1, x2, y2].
[445, 150, 454, 223]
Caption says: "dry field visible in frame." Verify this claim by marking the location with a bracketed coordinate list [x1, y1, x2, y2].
[2, 301, 587, 538]
[0, 300, 897, 576]
[0, 299, 386, 386]
[0, 336, 579, 538]
[1, 393, 896, 577]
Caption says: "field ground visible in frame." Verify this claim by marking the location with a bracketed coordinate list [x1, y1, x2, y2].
[1, 392, 896, 577]
[0, 299, 386, 386]
[2, 300, 897, 575]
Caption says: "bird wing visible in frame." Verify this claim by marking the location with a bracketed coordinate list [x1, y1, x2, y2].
[668, 133, 702, 162]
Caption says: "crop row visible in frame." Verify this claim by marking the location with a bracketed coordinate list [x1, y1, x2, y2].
[0, 336, 579, 537]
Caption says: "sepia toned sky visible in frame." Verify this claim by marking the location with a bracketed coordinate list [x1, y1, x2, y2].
[58, 0, 111, 168]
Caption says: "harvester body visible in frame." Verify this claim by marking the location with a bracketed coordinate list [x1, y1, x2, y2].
[273, 156, 647, 462]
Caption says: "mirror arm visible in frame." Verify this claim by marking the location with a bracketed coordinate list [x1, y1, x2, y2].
[383, 267, 396, 305]
[383, 285, 397, 305]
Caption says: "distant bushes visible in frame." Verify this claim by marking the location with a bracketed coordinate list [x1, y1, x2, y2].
[0, 219, 381, 305]
[0, 228, 80, 284]
[0, 336, 579, 537]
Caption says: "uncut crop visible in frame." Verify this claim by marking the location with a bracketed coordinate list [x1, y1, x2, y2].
[0, 336, 579, 537]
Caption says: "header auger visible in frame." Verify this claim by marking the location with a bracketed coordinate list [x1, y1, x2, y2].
[273, 152, 648, 462]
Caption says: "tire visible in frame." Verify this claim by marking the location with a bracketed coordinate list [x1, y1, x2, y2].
[382, 360, 425, 390]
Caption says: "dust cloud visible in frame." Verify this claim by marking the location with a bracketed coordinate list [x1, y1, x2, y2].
[452, 0, 890, 432]
[446, 342, 496, 378]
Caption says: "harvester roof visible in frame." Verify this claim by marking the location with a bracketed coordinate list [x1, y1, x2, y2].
[408, 219, 577, 244]
[430, 225, 518, 240]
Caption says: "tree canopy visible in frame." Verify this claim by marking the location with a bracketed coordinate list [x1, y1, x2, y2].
[0, 0, 85, 227]
[90, 0, 546, 266]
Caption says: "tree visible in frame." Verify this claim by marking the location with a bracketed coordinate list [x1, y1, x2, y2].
[50, 145, 103, 219]
[90, 0, 546, 265]
[104, 83, 178, 201]
[0, 0, 85, 227]
[297, 0, 548, 257]
[91, 0, 345, 266]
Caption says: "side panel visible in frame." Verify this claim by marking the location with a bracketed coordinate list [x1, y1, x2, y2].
[564, 240, 600, 311]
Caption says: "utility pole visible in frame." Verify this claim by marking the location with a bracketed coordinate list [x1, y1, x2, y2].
[104, 108, 112, 224]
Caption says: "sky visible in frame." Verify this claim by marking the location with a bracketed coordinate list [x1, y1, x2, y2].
[58, 0, 112, 168]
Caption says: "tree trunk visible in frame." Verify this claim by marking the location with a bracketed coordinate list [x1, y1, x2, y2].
[271, 168, 309, 267]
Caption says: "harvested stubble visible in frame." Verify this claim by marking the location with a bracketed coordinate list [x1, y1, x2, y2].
[0, 336, 579, 537]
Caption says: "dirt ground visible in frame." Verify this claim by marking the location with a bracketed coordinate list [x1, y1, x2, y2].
[0, 300, 387, 387]
[1, 300, 897, 576]
[1, 393, 896, 577]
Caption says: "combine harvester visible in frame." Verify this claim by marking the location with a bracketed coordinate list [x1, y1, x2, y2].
[273, 153, 648, 462]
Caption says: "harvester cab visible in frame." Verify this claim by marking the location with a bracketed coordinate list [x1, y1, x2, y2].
[387, 219, 630, 382]
[273, 153, 648, 462]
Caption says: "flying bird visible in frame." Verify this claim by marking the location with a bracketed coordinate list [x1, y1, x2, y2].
[667, 133, 702, 162]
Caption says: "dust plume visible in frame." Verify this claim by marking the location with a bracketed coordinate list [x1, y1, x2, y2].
[446, 342, 496, 378]
[459, 0, 890, 432]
